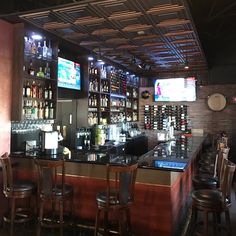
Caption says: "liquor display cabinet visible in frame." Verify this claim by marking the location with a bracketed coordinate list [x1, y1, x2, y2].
[11, 23, 58, 121]
[11, 23, 140, 126]
[88, 63, 139, 126]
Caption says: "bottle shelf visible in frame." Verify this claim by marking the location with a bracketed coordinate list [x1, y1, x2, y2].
[87, 63, 140, 125]
[24, 53, 57, 63]
[20, 27, 58, 121]
[24, 73, 56, 82]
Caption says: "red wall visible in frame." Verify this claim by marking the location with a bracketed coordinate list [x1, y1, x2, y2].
[0, 19, 13, 155]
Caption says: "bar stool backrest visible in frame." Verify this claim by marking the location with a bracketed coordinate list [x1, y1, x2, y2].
[214, 150, 228, 182]
[34, 159, 65, 198]
[219, 161, 235, 205]
[0, 152, 13, 196]
[106, 162, 138, 207]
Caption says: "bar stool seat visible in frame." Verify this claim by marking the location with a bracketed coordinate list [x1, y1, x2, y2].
[52, 184, 73, 196]
[192, 189, 222, 206]
[192, 174, 218, 190]
[190, 160, 235, 235]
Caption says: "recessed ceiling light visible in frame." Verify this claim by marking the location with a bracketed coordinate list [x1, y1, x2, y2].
[137, 31, 145, 35]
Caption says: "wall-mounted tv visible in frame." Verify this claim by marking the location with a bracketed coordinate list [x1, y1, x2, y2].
[154, 77, 196, 102]
[58, 57, 81, 90]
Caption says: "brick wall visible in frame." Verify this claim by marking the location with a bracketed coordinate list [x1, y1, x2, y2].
[138, 85, 236, 155]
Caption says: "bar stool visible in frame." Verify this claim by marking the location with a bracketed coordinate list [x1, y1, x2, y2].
[94, 162, 138, 236]
[192, 149, 229, 190]
[34, 158, 73, 233]
[0, 152, 36, 235]
[190, 160, 236, 235]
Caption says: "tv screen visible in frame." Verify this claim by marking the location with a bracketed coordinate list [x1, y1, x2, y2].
[154, 160, 187, 170]
[154, 77, 196, 102]
[58, 57, 81, 90]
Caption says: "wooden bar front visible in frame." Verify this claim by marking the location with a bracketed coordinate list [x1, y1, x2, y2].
[11, 151, 201, 235]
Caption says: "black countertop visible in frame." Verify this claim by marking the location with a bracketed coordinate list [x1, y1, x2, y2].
[138, 135, 206, 172]
[10, 143, 138, 166]
[10, 135, 206, 172]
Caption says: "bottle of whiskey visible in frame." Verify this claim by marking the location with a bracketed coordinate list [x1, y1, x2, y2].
[25, 81, 31, 97]
[44, 101, 49, 119]
[28, 61, 35, 76]
[31, 40, 37, 55]
[49, 102, 54, 119]
[44, 63, 51, 78]
[38, 102, 44, 119]
[38, 83, 43, 99]
[31, 81, 37, 98]
[31, 101, 38, 119]
[44, 85, 49, 99]
[48, 84, 53, 99]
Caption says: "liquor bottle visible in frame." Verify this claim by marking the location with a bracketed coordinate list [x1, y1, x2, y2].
[25, 81, 31, 97]
[44, 85, 49, 99]
[38, 83, 43, 99]
[28, 61, 35, 76]
[38, 102, 44, 119]
[44, 101, 49, 119]
[31, 81, 37, 98]
[42, 40, 48, 58]
[48, 84, 53, 99]
[31, 40, 37, 55]
[24, 37, 31, 54]
[44, 63, 51, 79]
[49, 102, 54, 119]
[31, 101, 38, 119]
[47, 40, 52, 59]
[37, 42, 42, 59]
[23, 83, 27, 97]
[36, 67, 45, 77]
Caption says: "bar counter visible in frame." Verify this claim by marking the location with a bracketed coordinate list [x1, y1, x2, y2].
[9, 135, 206, 236]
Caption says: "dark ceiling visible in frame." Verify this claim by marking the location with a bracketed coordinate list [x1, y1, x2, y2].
[187, 0, 236, 67]
[0, 0, 235, 79]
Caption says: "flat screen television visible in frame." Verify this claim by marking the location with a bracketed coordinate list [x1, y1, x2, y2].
[154, 77, 196, 102]
[58, 57, 81, 90]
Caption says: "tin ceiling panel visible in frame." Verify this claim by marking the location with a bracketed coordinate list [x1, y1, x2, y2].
[20, 0, 207, 78]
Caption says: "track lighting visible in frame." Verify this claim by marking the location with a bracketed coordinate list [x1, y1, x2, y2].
[184, 58, 189, 69]
[131, 56, 136, 64]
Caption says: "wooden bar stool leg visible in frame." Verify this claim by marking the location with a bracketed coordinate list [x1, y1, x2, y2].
[10, 198, 16, 236]
[104, 210, 109, 236]
[118, 209, 123, 236]
[225, 209, 232, 235]
[126, 208, 132, 234]
[94, 208, 100, 236]
[212, 212, 218, 236]
[204, 211, 209, 236]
